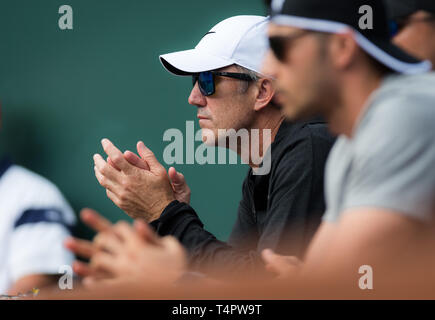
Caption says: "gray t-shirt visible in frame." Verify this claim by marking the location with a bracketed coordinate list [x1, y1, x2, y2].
[323, 73, 435, 223]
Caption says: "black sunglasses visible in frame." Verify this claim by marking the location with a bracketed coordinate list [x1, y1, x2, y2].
[192, 71, 257, 96]
[268, 30, 312, 62]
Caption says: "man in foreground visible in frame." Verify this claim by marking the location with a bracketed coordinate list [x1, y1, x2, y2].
[261, 0, 435, 278]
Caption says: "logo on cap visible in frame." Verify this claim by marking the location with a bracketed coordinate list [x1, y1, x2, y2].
[202, 31, 216, 38]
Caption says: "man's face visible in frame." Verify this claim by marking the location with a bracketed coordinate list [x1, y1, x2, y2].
[393, 11, 435, 68]
[263, 24, 338, 121]
[188, 65, 257, 146]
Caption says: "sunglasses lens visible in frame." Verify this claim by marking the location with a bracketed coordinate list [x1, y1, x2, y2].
[269, 37, 284, 61]
[198, 72, 214, 96]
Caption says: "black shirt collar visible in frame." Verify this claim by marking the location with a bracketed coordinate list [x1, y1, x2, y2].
[273, 117, 325, 145]
[249, 117, 326, 179]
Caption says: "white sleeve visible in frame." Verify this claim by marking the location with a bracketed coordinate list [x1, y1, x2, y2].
[8, 222, 75, 283]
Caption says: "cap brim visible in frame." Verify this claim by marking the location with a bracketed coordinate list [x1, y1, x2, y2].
[357, 35, 432, 74]
[371, 37, 423, 64]
[159, 49, 233, 76]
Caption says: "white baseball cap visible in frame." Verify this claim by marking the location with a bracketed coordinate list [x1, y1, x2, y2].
[159, 15, 270, 76]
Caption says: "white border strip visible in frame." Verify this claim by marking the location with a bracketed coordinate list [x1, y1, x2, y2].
[271, 15, 432, 74]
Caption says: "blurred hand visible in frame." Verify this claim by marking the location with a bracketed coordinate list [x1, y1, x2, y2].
[87, 220, 186, 288]
[64, 208, 114, 279]
[65, 208, 186, 288]
[94, 139, 176, 221]
[261, 249, 302, 279]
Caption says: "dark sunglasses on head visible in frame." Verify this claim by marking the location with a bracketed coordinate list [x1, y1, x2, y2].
[268, 30, 312, 62]
[192, 71, 257, 96]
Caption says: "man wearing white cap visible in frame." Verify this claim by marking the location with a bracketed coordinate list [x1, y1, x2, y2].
[68, 15, 335, 279]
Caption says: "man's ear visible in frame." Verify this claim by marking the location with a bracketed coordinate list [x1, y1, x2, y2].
[254, 78, 275, 111]
[329, 31, 359, 70]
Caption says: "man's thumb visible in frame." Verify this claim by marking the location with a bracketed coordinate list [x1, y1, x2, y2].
[137, 141, 162, 172]
[168, 167, 185, 187]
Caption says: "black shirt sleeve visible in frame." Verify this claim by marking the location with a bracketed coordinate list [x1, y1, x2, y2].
[150, 199, 260, 277]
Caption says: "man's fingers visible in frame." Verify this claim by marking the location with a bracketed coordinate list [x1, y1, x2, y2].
[101, 138, 133, 174]
[94, 153, 122, 184]
[137, 141, 164, 172]
[80, 208, 113, 233]
[107, 157, 120, 171]
[261, 248, 277, 264]
[124, 150, 150, 170]
[64, 237, 95, 259]
[72, 260, 94, 278]
[105, 189, 121, 208]
[112, 221, 136, 244]
[134, 219, 159, 245]
[82, 276, 99, 289]
[261, 249, 299, 276]
[162, 236, 185, 256]
[90, 251, 117, 275]
[94, 166, 118, 192]
[94, 231, 123, 254]
[82, 276, 120, 290]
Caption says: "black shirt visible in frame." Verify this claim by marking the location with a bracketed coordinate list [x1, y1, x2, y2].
[150, 119, 335, 277]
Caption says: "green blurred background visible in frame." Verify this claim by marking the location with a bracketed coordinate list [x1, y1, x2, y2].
[0, 0, 267, 240]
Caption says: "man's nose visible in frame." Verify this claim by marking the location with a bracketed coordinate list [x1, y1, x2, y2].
[188, 82, 207, 107]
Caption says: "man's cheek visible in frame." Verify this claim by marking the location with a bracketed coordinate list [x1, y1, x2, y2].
[279, 66, 295, 90]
